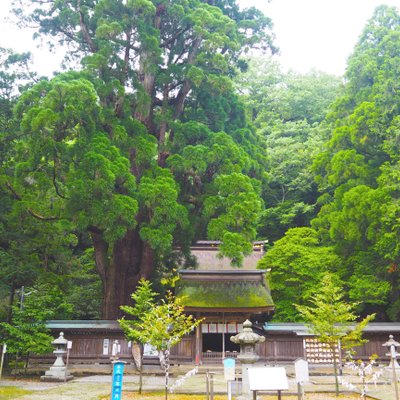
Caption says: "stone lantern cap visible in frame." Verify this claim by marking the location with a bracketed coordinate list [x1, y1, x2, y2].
[52, 332, 68, 347]
[383, 335, 400, 349]
[230, 320, 266, 345]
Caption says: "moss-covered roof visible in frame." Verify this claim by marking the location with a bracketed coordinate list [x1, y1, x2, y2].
[176, 270, 274, 310]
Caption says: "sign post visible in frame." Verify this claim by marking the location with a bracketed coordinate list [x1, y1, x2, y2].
[64, 341, 73, 383]
[111, 361, 126, 400]
[294, 358, 309, 400]
[223, 358, 235, 400]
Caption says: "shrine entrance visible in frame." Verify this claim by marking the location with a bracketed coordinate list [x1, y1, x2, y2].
[202, 333, 240, 352]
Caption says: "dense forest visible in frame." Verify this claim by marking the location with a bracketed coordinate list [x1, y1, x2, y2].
[0, 1, 399, 324]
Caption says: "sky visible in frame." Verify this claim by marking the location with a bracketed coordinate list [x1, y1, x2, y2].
[241, 0, 400, 75]
[0, 0, 399, 77]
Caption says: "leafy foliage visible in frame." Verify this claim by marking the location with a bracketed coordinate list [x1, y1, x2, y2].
[296, 273, 375, 396]
[296, 274, 374, 349]
[120, 280, 201, 397]
[237, 56, 341, 241]
[0, 284, 72, 356]
[3, 2, 400, 325]
[120, 280, 201, 351]
[258, 227, 340, 321]
[311, 5, 400, 320]
[119, 280, 158, 344]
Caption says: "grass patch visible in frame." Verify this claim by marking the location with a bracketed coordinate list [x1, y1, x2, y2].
[0, 386, 32, 399]
[99, 394, 226, 400]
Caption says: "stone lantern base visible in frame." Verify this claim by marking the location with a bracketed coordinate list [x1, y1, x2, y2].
[40, 365, 73, 382]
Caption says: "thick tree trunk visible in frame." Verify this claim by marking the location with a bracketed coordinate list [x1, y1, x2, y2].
[91, 228, 154, 320]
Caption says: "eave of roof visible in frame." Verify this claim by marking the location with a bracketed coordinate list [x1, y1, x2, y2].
[263, 322, 400, 335]
[46, 320, 120, 330]
[183, 306, 275, 313]
[179, 270, 267, 275]
[44, 321, 400, 334]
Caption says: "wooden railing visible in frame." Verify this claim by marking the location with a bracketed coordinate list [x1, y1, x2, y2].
[202, 351, 239, 363]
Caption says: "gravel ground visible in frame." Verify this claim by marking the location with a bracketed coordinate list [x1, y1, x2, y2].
[0, 375, 168, 400]
[0, 367, 398, 400]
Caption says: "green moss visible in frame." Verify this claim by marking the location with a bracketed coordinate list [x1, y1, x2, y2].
[176, 281, 273, 308]
[0, 387, 32, 400]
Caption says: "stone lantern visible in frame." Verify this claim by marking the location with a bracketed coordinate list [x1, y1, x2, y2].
[383, 335, 400, 370]
[383, 335, 400, 400]
[230, 320, 265, 399]
[41, 332, 73, 382]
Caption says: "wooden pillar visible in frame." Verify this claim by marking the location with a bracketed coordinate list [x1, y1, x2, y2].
[195, 323, 202, 365]
[222, 312, 225, 359]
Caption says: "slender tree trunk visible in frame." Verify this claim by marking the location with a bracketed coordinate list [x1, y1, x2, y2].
[390, 270, 400, 319]
[13, 354, 18, 375]
[131, 342, 143, 393]
[24, 352, 30, 374]
[7, 284, 15, 323]
[331, 343, 340, 397]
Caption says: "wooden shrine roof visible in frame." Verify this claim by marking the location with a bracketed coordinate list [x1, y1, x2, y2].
[176, 270, 274, 312]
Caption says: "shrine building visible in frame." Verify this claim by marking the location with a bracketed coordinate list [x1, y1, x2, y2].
[29, 241, 400, 369]
[175, 240, 274, 364]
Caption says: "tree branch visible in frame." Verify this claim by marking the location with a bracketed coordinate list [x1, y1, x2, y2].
[77, 0, 97, 53]
[172, 37, 202, 120]
[161, 26, 190, 48]
[52, 165, 68, 200]
[5, 182, 59, 221]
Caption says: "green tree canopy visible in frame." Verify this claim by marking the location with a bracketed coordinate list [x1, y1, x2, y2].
[258, 227, 340, 321]
[2, 0, 276, 318]
[311, 5, 400, 320]
[236, 56, 341, 241]
[0, 283, 72, 357]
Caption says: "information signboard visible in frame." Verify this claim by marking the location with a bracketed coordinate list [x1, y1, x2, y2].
[248, 367, 288, 391]
[223, 358, 235, 381]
